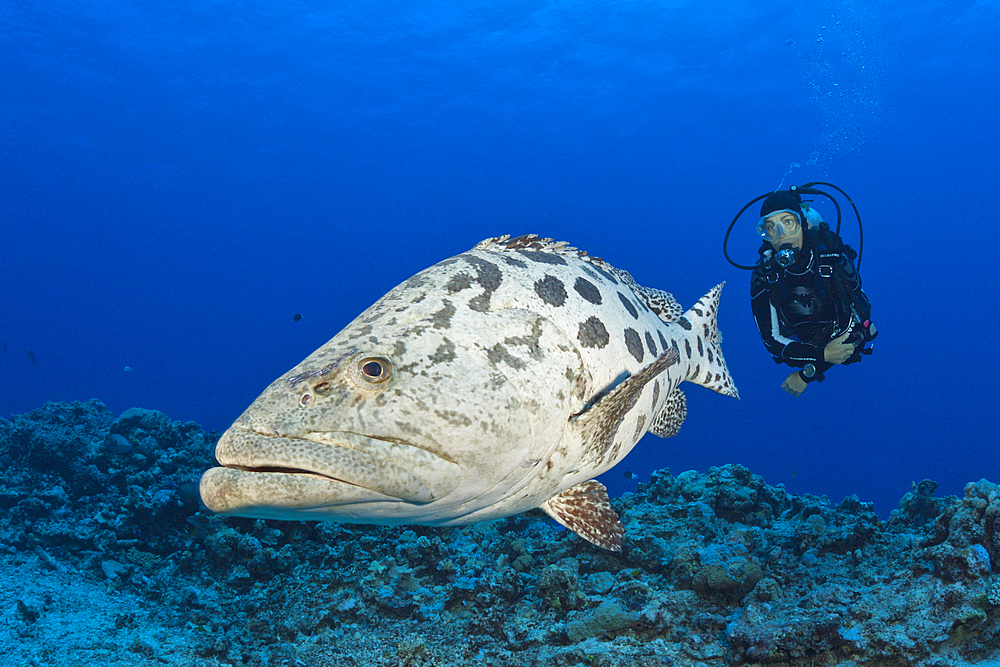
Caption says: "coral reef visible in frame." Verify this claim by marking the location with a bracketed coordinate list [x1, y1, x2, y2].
[1, 400, 998, 666]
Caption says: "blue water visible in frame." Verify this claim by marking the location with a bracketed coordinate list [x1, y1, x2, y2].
[2, 0, 997, 518]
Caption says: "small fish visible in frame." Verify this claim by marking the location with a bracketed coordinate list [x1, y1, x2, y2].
[293, 313, 302, 322]
[124, 366, 133, 372]
[27, 350, 36, 365]
[201, 235, 739, 551]
[104, 433, 133, 455]
[176, 481, 202, 505]
[624, 471, 642, 481]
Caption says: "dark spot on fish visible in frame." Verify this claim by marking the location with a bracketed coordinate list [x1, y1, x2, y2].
[645, 331, 657, 357]
[693, 364, 700, 378]
[697, 336, 704, 356]
[633, 413, 648, 441]
[574, 277, 602, 305]
[503, 319, 545, 360]
[651, 380, 660, 411]
[534, 275, 567, 307]
[501, 254, 527, 268]
[519, 250, 567, 265]
[707, 348, 714, 364]
[392, 341, 406, 358]
[677, 317, 692, 331]
[618, 293, 638, 319]
[624, 328, 644, 363]
[446, 272, 474, 294]
[658, 331, 668, 351]
[458, 256, 502, 312]
[580, 265, 603, 283]
[486, 343, 526, 370]
[577, 316, 609, 349]
[430, 300, 456, 329]
[411, 293, 426, 304]
[691, 306, 704, 316]
[348, 324, 375, 341]
[397, 361, 419, 376]
[27, 350, 36, 365]
[293, 313, 302, 322]
[589, 264, 618, 284]
[428, 338, 456, 365]
[684, 339, 692, 358]
[435, 410, 472, 427]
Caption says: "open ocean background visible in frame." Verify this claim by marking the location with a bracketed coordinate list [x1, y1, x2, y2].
[2, 0, 997, 518]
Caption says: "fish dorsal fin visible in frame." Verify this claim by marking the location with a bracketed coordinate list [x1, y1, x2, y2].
[475, 234, 587, 260]
[648, 388, 687, 438]
[541, 480, 623, 552]
[474, 234, 616, 272]
[571, 347, 680, 461]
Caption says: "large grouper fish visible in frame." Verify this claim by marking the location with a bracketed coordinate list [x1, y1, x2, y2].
[200, 235, 739, 551]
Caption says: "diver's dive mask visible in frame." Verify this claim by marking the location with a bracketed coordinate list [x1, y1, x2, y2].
[756, 209, 802, 243]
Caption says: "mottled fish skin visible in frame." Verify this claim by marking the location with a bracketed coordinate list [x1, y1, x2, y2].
[200, 235, 738, 551]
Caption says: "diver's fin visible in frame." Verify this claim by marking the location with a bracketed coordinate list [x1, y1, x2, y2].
[541, 480, 623, 552]
[649, 388, 687, 438]
[571, 347, 680, 460]
[679, 283, 740, 399]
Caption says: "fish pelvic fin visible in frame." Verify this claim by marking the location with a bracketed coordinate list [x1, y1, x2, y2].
[682, 282, 740, 400]
[648, 388, 687, 438]
[541, 480, 623, 552]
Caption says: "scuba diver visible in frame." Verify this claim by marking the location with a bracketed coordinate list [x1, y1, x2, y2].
[723, 183, 877, 396]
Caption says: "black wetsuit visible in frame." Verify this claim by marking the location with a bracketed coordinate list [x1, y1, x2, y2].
[750, 223, 872, 383]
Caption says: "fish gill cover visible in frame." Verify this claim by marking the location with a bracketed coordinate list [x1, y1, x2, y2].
[1, 400, 998, 665]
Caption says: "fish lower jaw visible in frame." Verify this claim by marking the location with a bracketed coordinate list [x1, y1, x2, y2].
[199, 466, 409, 517]
[213, 428, 464, 504]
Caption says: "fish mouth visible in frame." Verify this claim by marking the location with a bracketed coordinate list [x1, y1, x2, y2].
[199, 428, 463, 516]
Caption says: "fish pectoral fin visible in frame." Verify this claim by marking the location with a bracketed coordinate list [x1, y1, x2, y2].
[570, 347, 680, 460]
[648, 388, 687, 438]
[541, 480, 623, 552]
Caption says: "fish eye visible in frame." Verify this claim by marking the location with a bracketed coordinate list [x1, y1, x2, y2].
[356, 356, 393, 385]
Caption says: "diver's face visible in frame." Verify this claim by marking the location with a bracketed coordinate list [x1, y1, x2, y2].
[764, 211, 803, 250]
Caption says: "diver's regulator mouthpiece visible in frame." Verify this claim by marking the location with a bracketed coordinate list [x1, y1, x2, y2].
[775, 244, 797, 268]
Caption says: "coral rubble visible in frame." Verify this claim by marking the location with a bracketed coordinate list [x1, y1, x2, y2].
[1, 400, 997, 666]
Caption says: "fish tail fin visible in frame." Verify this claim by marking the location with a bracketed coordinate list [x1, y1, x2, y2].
[683, 282, 740, 399]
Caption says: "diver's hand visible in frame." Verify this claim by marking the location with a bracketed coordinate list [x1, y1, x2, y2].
[782, 371, 808, 396]
[824, 332, 856, 364]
